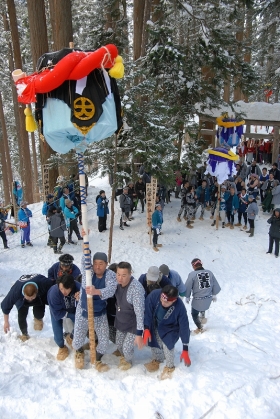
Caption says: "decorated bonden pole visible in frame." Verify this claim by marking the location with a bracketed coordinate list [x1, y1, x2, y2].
[12, 43, 124, 365]
[77, 152, 96, 362]
[205, 113, 244, 229]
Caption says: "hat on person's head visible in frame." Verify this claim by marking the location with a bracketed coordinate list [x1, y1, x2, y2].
[49, 205, 57, 213]
[123, 186, 129, 190]
[273, 162, 278, 167]
[20, 201, 28, 207]
[128, 181, 134, 185]
[93, 252, 108, 263]
[221, 184, 226, 189]
[146, 266, 160, 282]
[47, 194, 54, 199]
[155, 203, 161, 208]
[248, 195, 254, 200]
[159, 264, 170, 277]
[65, 199, 72, 206]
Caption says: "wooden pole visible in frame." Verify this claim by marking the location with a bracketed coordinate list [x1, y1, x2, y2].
[77, 152, 96, 364]
[272, 126, 279, 165]
[215, 184, 221, 230]
[108, 134, 118, 264]
[11, 182, 18, 225]
[30, 130, 40, 199]
[146, 177, 157, 245]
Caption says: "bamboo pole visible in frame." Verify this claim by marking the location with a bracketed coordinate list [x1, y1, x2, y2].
[77, 152, 96, 364]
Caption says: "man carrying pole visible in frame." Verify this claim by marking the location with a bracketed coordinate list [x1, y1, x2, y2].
[72, 245, 117, 371]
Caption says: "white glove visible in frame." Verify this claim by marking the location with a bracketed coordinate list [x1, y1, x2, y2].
[212, 295, 217, 302]
[185, 298, 190, 304]
[156, 228, 160, 235]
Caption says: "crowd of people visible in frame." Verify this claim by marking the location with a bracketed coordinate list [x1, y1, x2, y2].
[1, 248, 221, 380]
[3, 149, 280, 381]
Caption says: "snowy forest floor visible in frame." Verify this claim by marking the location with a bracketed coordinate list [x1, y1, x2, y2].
[0, 174, 279, 419]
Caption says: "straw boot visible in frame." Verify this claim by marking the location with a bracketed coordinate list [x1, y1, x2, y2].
[118, 356, 132, 371]
[34, 318, 43, 331]
[95, 352, 110, 372]
[57, 346, 69, 361]
[144, 359, 160, 372]
[160, 366, 175, 380]
[75, 349, 85, 369]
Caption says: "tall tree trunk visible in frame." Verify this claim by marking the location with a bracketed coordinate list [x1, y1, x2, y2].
[6, 0, 34, 204]
[30, 131, 40, 200]
[223, 78, 230, 102]
[26, 0, 58, 193]
[48, 0, 73, 51]
[233, 3, 245, 102]
[242, 6, 253, 103]
[0, 148, 9, 205]
[48, 0, 77, 179]
[141, 0, 151, 57]
[0, 92, 13, 203]
[133, 0, 145, 60]
[0, 148, 10, 206]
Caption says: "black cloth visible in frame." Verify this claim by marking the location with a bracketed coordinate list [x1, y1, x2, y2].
[68, 218, 81, 239]
[267, 215, 280, 239]
[18, 304, 45, 335]
[135, 181, 145, 199]
[114, 278, 136, 334]
[107, 295, 116, 327]
[268, 236, 280, 256]
[0, 230, 7, 246]
[98, 215, 107, 232]
[51, 236, 66, 248]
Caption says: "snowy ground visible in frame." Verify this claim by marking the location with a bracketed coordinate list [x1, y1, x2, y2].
[0, 174, 280, 419]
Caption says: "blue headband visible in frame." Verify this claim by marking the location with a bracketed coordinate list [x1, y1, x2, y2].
[22, 281, 38, 296]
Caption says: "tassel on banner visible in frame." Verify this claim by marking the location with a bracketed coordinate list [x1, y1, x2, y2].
[24, 107, 37, 132]
[109, 56, 124, 79]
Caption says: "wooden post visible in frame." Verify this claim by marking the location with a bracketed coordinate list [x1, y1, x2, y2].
[77, 152, 96, 364]
[108, 134, 118, 264]
[272, 126, 279, 165]
[11, 182, 18, 225]
[42, 164, 50, 200]
[215, 184, 221, 230]
[30, 130, 40, 199]
[146, 177, 157, 245]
